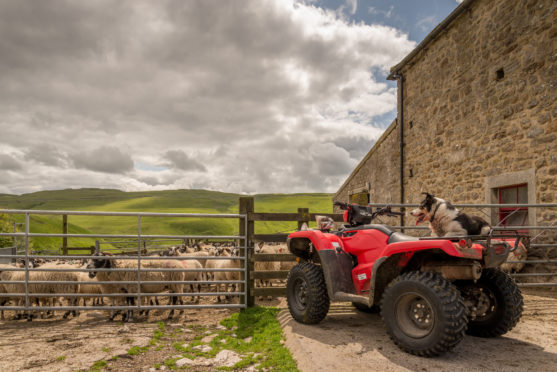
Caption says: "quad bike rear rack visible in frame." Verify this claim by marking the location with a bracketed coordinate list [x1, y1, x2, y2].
[418, 229, 530, 268]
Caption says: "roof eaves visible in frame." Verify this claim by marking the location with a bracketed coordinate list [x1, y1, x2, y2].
[333, 119, 398, 200]
[387, 0, 477, 80]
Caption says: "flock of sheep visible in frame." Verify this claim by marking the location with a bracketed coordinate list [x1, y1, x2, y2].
[0, 241, 292, 322]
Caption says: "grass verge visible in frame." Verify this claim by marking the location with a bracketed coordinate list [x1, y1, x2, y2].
[85, 307, 298, 371]
[168, 306, 298, 371]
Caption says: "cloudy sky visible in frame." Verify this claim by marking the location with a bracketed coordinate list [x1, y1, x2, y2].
[0, 0, 461, 195]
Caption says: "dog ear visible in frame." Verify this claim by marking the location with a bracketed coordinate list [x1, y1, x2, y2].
[422, 192, 435, 200]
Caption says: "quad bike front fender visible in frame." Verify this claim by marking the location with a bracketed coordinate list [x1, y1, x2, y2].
[287, 230, 343, 257]
[288, 231, 360, 303]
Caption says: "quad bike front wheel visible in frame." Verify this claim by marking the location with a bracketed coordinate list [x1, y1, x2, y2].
[461, 268, 523, 338]
[381, 271, 468, 357]
[286, 262, 330, 324]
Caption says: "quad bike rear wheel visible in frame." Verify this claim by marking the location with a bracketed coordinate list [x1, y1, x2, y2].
[461, 268, 523, 338]
[381, 271, 468, 357]
[286, 262, 330, 324]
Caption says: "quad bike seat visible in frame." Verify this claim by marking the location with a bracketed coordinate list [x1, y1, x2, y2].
[388, 232, 420, 244]
[339, 224, 395, 236]
[340, 225, 419, 243]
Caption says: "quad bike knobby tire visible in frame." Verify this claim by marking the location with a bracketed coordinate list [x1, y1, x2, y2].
[352, 302, 379, 313]
[286, 261, 330, 324]
[381, 271, 468, 357]
[463, 268, 523, 338]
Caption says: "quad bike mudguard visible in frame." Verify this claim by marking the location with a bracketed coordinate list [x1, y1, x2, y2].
[287, 230, 356, 302]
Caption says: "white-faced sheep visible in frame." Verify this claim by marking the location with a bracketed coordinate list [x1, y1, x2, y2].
[254, 243, 281, 301]
[77, 271, 104, 307]
[205, 247, 231, 292]
[0, 263, 81, 320]
[0, 264, 14, 320]
[0, 266, 9, 321]
[165, 246, 208, 290]
[212, 254, 242, 303]
[175, 258, 203, 303]
[86, 252, 185, 321]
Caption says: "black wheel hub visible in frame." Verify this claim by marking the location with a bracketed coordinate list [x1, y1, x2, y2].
[472, 286, 497, 321]
[460, 285, 497, 321]
[293, 277, 308, 309]
[395, 293, 435, 338]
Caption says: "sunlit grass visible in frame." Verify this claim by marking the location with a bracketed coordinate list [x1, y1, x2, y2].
[0, 189, 333, 252]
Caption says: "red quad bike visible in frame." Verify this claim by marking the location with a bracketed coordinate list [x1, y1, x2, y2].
[285, 202, 529, 357]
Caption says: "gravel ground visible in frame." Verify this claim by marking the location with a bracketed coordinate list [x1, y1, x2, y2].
[0, 306, 236, 372]
[278, 290, 557, 372]
[0, 290, 555, 372]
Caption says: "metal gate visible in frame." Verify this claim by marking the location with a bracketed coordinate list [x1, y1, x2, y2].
[0, 209, 250, 318]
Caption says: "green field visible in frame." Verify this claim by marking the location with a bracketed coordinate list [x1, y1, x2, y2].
[0, 189, 333, 253]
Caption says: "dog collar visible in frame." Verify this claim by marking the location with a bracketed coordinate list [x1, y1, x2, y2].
[430, 202, 445, 222]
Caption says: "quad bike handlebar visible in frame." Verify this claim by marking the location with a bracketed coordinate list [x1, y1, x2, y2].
[334, 202, 403, 216]
[334, 202, 403, 226]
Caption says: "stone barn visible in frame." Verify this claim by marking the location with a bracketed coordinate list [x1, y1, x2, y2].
[333, 0, 556, 275]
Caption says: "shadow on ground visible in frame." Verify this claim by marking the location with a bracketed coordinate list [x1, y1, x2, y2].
[279, 297, 557, 372]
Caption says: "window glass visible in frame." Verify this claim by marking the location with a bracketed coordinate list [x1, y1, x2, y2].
[497, 184, 528, 228]
[500, 188, 516, 204]
[517, 185, 528, 204]
[500, 210, 528, 226]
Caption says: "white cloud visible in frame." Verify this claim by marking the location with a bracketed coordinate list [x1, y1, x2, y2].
[345, 0, 358, 15]
[0, 0, 415, 195]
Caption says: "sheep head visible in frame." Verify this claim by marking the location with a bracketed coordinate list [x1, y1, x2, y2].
[86, 252, 113, 278]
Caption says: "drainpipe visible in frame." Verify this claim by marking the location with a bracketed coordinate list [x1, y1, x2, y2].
[392, 72, 405, 232]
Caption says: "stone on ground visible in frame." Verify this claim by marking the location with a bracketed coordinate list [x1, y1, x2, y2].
[214, 350, 241, 367]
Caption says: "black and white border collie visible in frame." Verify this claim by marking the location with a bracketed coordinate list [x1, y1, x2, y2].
[410, 193, 491, 237]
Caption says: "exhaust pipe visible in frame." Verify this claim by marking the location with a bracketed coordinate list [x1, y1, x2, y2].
[422, 261, 482, 281]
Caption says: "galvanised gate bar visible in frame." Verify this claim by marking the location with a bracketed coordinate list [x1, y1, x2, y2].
[0, 206, 251, 318]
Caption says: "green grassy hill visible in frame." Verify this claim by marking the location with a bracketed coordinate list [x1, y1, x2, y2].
[0, 189, 333, 254]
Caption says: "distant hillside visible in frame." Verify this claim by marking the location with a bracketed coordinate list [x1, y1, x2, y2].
[0, 188, 241, 211]
[0, 188, 333, 253]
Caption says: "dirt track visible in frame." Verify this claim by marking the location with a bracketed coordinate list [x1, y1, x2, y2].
[278, 290, 557, 372]
[0, 307, 235, 372]
[0, 291, 555, 371]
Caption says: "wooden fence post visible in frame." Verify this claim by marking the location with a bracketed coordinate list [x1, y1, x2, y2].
[239, 197, 255, 307]
[62, 215, 68, 256]
[298, 208, 310, 230]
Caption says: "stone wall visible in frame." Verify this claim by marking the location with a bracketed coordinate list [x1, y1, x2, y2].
[334, 0, 557, 273]
[334, 119, 400, 211]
